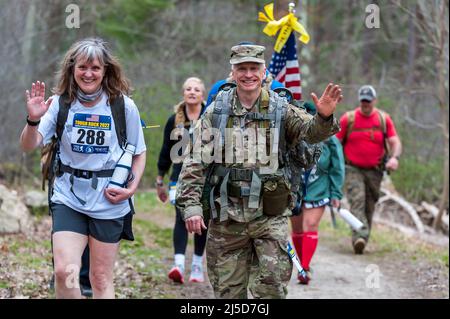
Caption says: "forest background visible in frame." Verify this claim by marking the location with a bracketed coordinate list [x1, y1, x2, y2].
[0, 0, 448, 214]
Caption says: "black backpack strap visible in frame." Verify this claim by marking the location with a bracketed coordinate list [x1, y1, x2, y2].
[56, 93, 71, 141]
[110, 95, 127, 148]
[47, 93, 71, 212]
[110, 95, 135, 214]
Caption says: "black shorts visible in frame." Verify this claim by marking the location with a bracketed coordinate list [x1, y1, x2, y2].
[50, 203, 134, 243]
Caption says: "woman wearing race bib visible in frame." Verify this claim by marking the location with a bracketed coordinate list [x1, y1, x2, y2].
[290, 102, 345, 285]
[19, 38, 146, 298]
[156, 77, 208, 284]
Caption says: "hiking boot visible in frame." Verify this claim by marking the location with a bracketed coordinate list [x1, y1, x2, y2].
[353, 238, 366, 255]
[297, 269, 312, 285]
[189, 264, 204, 283]
[168, 264, 185, 284]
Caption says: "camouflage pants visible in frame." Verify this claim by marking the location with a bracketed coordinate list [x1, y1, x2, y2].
[206, 215, 292, 299]
[344, 165, 383, 244]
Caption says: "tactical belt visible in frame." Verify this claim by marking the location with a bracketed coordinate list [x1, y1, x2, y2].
[213, 166, 254, 181]
[227, 184, 256, 198]
[59, 162, 115, 205]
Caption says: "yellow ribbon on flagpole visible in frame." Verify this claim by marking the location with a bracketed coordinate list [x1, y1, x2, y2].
[258, 3, 310, 53]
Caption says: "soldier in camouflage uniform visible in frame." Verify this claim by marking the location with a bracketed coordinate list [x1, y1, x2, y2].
[176, 43, 342, 299]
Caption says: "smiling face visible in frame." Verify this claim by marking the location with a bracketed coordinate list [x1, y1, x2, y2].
[232, 62, 265, 94]
[183, 79, 204, 106]
[74, 57, 105, 94]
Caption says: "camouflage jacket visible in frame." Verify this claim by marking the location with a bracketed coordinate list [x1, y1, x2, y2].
[176, 88, 339, 222]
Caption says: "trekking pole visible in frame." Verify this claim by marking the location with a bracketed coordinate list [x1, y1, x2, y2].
[329, 204, 337, 229]
[287, 241, 308, 278]
[140, 119, 160, 129]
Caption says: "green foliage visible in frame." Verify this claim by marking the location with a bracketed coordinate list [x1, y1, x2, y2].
[391, 156, 444, 204]
[134, 191, 172, 214]
[96, 0, 172, 50]
[132, 83, 176, 186]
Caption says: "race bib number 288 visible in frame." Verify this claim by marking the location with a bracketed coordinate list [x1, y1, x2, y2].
[71, 113, 112, 154]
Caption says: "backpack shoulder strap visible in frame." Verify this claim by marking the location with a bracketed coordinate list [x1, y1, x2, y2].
[377, 109, 389, 153]
[268, 89, 288, 164]
[377, 110, 387, 136]
[211, 88, 233, 148]
[110, 95, 127, 148]
[343, 110, 356, 145]
[56, 93, 71, 141]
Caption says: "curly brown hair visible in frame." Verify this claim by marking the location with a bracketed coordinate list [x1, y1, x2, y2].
[53, 37, 131, 104]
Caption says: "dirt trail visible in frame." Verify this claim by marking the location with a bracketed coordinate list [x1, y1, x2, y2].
[0, 191, 446, 299]
[288, 244, 419, 299]
[146, 206, 448, 299]
[286, 220, 448, 299]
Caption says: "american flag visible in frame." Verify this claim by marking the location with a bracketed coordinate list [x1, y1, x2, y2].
[87, 114, 99, 122]
[268, 33, 302, 100]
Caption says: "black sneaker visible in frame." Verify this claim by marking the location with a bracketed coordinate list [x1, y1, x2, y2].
[80, 284, 93, 298]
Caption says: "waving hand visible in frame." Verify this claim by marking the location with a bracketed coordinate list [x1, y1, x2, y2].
[25, 81, 53, 121]
[311, 83, 343, 118]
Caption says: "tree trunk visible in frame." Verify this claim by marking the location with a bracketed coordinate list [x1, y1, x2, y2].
[433, 0, 449, 231]
[405, 4, 417, 88]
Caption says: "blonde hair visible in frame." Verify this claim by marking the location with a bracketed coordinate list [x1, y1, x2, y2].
[182, 77, 205, 96]
[53, 37, 131, 104]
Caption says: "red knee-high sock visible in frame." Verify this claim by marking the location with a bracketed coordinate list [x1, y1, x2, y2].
[291, 232, 304, 266]
[301, 231, 319, 271]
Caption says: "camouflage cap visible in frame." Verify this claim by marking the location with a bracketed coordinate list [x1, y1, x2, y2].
[230, 44, 266, 65]
[358, 85, 376, 101]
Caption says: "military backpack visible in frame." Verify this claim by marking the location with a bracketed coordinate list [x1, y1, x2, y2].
[200, 86, 322, 221]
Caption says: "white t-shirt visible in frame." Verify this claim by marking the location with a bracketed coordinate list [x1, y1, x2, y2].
[38, 93, 146, 219]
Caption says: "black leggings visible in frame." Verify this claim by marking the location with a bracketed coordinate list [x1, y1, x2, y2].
[173, 207, 208, 256]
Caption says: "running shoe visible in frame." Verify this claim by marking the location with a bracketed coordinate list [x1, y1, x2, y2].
[168, 264, 185, 284]
[189, 264, 204, 283]
[297, 269, 312, 285]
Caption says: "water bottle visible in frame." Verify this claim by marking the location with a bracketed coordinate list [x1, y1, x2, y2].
[108, 143, 136, 188]
[169, 181, 177, 205]
[338, 208, 364, 230]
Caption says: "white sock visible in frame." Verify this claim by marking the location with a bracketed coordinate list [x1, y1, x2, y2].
[174, 254, 185, 267]
[192, 254, 203, 266]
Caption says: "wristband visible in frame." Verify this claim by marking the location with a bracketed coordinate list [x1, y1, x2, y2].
[26, 116, 40, 126]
